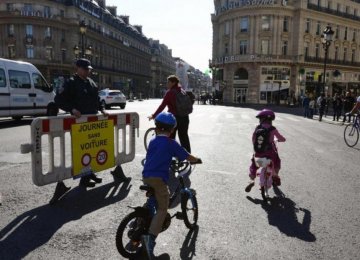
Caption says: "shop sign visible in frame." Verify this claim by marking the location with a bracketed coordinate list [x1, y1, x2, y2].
[216, 0, 276, 14]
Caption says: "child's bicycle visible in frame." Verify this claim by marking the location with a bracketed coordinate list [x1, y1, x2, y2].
[254, 157, 275, 201]
[115, 159, 202, 259]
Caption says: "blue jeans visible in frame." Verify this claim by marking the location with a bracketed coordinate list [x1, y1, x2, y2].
[304, 107, 310, 118]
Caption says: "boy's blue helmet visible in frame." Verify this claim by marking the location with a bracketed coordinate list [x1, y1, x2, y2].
[155, 112, 177, 131]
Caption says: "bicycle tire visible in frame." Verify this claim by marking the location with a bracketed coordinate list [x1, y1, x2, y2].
[115, 211, 148, 259]
[344, 124, 359, 147]
[144, 127, 156, 151]
[181, 190, 198, 229]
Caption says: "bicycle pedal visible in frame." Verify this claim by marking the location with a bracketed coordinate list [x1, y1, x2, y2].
[175, 212, 184, 220]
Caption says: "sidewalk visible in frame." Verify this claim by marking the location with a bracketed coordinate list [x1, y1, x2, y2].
[312, 114, 349, 126]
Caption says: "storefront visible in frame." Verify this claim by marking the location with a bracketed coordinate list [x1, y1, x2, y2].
[259, 66, 290, 104]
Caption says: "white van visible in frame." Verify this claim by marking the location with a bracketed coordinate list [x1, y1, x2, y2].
[0, 58, 57, 119]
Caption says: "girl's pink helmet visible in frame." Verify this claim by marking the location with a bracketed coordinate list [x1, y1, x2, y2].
[256, 109, 275, 120]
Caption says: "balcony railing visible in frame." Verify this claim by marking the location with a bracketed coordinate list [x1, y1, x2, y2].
[307, 3, 360, 21]
[305, 56, 360, 67]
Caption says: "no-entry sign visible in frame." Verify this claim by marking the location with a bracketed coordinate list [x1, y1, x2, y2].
[71, 119, 115, 178]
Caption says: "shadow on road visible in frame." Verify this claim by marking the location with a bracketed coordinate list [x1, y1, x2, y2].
[0, 118, 32, 129]
[180, 225, 199, 260]
[0, 180, 132, 259]
[246, 186, 316, 242]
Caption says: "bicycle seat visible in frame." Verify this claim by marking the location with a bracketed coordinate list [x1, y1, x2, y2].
[139, 185, 154, 193]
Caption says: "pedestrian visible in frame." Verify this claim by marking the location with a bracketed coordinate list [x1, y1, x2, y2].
[324, 94, 331, 117]
[55, 58, 108, 188]
[332, 93, 342, 121]
[302, 95, 310, 118]
[148, 75, 193, 153]
[245, 109, 286, 193]
[141, 112, 201, 259]
[317, 93, 326, 121]
[309, 98, 315, 119]
[343, 92, 355, 123]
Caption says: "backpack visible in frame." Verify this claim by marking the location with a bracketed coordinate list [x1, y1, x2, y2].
[173, 89, 193, 117]
[253, 125, 275, 153]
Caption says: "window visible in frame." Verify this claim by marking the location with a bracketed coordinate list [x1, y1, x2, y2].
[316, 21, 321, 35]
[45, 47, 53, 60]
[9, 70, 31, 89]
[24, 4, 33, 15]
[45, 27, 52, 38]
[26, 25, 33, 36]
[346, 6, 350, 14]
[239, 40, 247, 55]
[61, 30, 65, 42]
[315, 43, 320, 58]
[282, 41, 288, 55]
[8, 45, 15, 58]
[61, 49, 66, 63]
[60, 10, 65, 18]
[261, 16, 270, 31]
[33, 73, 50, 91]
[327, 1, 331, 9]
[240, 17, 248, 32]
[283, 17, 289, 32]
[261, 40, 269, 55]
[0, 69, 6, 88]
[337, 3, 341, 12]
[352, 49, 355, 62]
[343, 48, 347, 61]
[6, 3, 14, 11]
[224, 43, 229, 54]
[44, 6, 51, 18]
[304, 44, 309, 58]
[355, 9, 358, 17]
[7, 24, 14, 36]
[344, 27, 348, 40]
[305, 19, 310, 33]
[225, 21, 230, 35]
[335, 46, 339, 61]
[335, 26, 339, 39]
[353, 30, 356, 41]
[26, 46, 34, 58]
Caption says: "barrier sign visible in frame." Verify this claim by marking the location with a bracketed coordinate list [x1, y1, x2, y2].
[71, 119, 115, 178]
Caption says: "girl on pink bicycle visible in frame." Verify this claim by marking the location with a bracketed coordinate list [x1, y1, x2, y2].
[245, 109, 286, 193]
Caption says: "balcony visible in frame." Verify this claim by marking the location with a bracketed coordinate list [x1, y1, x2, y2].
[307, 3, 360, 21]
[305, 56, 360, 67]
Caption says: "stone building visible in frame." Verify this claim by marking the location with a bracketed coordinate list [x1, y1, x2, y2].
[149, 39, 176, 98]
[0, 0, 151, 96]
[211, 0, 360, 104]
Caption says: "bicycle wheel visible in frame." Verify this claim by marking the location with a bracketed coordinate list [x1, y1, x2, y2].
[144, 127, 156, 151]
[181, 190, 198, 229]
[115, 211, 149, 259]
[344, 124, 359, 147]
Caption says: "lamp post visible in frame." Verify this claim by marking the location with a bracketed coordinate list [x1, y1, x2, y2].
[128, 79, 133, 102]
[146, 80, 150, 99]
[321, 26, 334, 94]
[79, 20, 87, 58]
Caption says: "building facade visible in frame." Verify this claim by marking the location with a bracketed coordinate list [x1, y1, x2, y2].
[211, 0, 360, 104]
[149, 39, 176, 98]
[0, 0, 151, 96]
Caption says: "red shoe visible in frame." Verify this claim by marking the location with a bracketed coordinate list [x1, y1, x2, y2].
[272, 175, 281, 186]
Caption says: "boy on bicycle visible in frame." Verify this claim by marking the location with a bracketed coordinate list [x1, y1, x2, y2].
[245, 109, 286, 192]
[142, 112, 201, 259]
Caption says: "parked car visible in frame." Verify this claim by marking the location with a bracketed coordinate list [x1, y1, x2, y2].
[0, 58, 57, 120]
[99, 89, 126, 109]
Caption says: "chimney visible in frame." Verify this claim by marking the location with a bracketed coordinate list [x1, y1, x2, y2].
[106, 6, 117, 16]
[96, 0, 105, 8]
[134, 25, 142, 34]
[120, 15, 129, 24]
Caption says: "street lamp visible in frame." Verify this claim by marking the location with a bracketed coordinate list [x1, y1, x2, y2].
[321, 26, 334, 94]
[79, 20, 87, 58]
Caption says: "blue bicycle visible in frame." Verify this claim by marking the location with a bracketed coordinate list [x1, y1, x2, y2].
[115, 159, 202, 259]
[344, 114, 359, 147]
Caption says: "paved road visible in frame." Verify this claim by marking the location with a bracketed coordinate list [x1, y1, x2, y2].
[0, 100, 359, 259]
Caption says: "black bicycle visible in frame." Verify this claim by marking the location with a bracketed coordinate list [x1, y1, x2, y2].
[115, 159, 202, 259]
[144, 127, 156, 151]
[344, 113, 359, 147]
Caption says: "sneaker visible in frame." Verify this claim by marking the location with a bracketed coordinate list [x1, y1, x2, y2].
[245, 182, 255, 192]
[141, 234, 156, 260]
[272, 175, 281, 186]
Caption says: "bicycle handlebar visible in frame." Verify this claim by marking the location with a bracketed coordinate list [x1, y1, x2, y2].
[190, 158, 203, 165]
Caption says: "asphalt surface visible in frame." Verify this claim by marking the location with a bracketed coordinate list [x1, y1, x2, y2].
[0, 99, 359, 260]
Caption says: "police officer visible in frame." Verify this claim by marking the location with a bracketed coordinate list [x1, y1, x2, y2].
[56, 58, 108, 188]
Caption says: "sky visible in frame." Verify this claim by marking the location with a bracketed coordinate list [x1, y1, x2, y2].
[106, 0, 214, 72]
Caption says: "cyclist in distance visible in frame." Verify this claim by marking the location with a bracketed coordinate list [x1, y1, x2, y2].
[142, 112, 201, 259]
[245, 109, 286, 192]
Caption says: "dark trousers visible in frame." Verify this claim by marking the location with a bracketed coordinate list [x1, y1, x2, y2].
[170, 115, 191, 153]
[333, 108, 341, 121]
